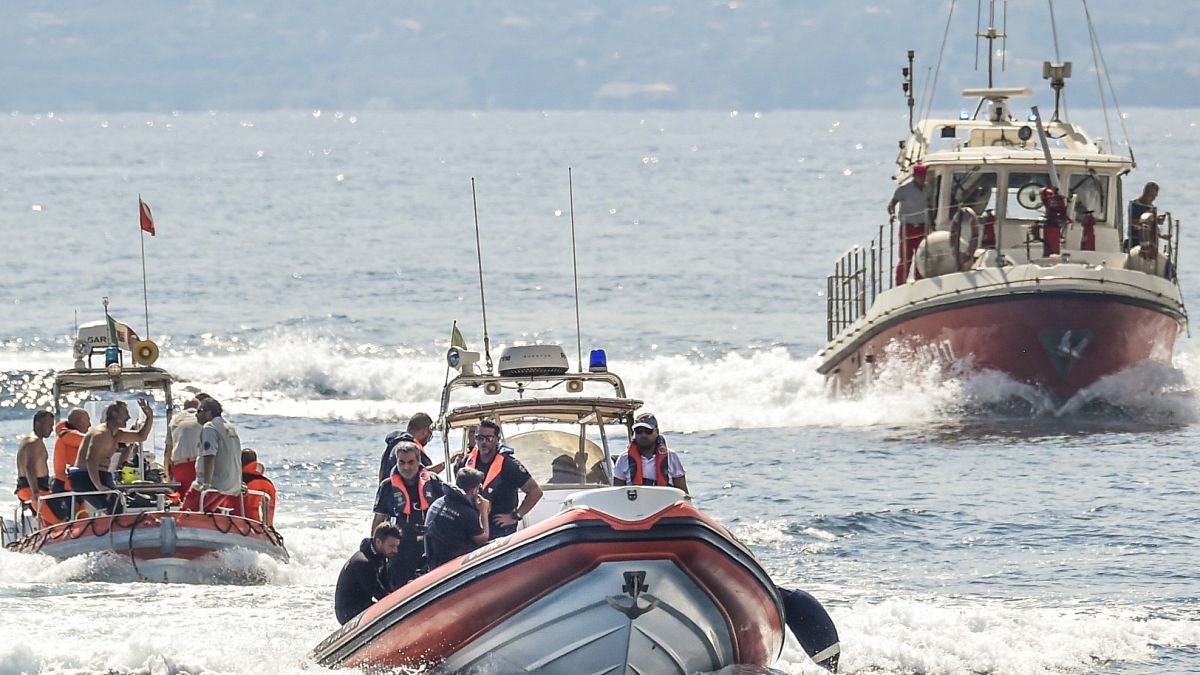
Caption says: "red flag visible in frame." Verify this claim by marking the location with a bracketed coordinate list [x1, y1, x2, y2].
[139, 197, 156, 236]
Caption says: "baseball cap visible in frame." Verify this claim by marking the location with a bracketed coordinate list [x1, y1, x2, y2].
[632, 413, 658, 431]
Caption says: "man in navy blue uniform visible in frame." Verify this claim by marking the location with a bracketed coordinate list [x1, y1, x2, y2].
[376, 412, 437, 481]
[424, 467, 491, 568]
[372, 441, 444, 588]
[453, 419, 543, 539]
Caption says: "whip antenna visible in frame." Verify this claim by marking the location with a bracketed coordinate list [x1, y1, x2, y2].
[568, 168, 583, 372]
[471, 178, 494, 374]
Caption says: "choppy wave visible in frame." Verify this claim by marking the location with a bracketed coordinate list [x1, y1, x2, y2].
[4, 332, 1199, 430]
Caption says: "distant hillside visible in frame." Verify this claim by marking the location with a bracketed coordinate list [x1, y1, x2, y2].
[2, 1, 1196, 111]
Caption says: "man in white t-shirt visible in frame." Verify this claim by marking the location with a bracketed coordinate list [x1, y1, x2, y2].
[887, 162, 934, 284]
[613, 413, 688, 494]
[182, 398, 243, 513]
[165, 397, 205, 493]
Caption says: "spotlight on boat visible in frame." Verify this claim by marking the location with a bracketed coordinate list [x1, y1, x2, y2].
[566, 379, 584, 393]
[106, 363, 122, 377]
[588, 349, 608, 373]
[484, 381, 502, 396]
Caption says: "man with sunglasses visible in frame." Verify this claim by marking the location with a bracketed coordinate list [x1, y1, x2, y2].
[613, 413, 688, 494]
[454, 419, 543, 539]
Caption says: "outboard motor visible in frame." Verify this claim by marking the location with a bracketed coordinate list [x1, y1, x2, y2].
[779, 586, 840, 672]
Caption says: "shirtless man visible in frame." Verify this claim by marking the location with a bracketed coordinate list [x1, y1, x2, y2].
[69, 399, 154, 514]
[15, 411, 55, 508]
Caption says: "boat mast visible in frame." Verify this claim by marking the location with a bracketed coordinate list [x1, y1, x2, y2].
[975, 0, 1007, 89]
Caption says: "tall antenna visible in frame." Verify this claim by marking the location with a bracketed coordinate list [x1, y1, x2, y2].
[470, 178, 494, 375]
[567, 168, 583, 372]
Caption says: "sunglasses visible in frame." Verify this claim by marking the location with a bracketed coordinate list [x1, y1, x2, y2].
[633, 427, 656, 435]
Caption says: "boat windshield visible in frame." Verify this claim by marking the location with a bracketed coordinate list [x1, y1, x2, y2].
[1004, 171, 1054, 221]
[951, 169, 998, 217]
[1069, 172, 1109, 222]
[505, 429, 612, 487]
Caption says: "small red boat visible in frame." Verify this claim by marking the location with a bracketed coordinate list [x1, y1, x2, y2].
[2, 311, 289, 583]
[5, 508, 287, 583]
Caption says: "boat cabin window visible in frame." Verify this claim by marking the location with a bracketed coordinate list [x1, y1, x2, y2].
[504, 429, 611, 487]
[1003, 171, 1054, 221]
[1068, 172, 1109, 222]
[951, 170, 998, 217]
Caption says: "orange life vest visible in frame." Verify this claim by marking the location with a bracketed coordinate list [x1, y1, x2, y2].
[241, 461, 277, 525]
[53, 421, 84, 485]
[388, 470, 438, 517]
[626, 443, 672, 487]
[464, 448, 506, 491]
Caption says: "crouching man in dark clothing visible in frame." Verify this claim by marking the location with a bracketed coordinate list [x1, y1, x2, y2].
[424, 467, 491, 569]
[334, 522, 401, 625]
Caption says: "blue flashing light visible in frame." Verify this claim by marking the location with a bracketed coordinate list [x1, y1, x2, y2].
[588, 349, 608, 373]
[104, 346, 120, 366]
[959, 111, 970, 120]
[1028, 112, 1038, 122]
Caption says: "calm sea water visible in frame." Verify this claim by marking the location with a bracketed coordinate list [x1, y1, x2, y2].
[1, 108, 1199, 674]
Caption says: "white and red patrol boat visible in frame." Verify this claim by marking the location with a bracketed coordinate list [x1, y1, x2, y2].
[818, 7, 1187, 403]
[313, 343, 839, 673]
[1, 312, 289, 583]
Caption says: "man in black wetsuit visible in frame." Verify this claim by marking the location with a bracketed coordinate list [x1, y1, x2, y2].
[334, 522, 401, 625]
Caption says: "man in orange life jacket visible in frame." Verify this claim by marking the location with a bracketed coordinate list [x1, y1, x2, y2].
[453, 419, 543, 539]
[241, 448, 277, 526]
[49, 408, 90, 520]
[52, 408, 89, 492]
[613, 413, 689, 493]
[372, 440, 444, 588]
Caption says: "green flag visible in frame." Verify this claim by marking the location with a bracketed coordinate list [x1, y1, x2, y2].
[450, 323, 466, 350]
[106, 313, 119, 345]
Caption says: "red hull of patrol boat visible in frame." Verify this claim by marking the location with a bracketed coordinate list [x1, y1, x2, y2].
[823, 295, 1181, 399]
[313, 488, 785, 673]
[7, 511, 288, 580]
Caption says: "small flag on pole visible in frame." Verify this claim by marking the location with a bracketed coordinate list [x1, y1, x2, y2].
[450, 322, 467, 350]
[106, 313, 120, 345]
[139, 197, 156, 236]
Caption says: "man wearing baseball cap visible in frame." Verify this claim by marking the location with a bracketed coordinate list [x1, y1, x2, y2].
[613, 413, 688, 494]
[887, 162, 934, 285]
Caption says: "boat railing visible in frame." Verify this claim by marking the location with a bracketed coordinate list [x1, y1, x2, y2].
[827, 224, 894, 340]
[199, 487, 272, 524]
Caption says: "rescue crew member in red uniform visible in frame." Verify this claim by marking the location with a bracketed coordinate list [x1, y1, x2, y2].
[453, 419, 543, 539]
[613, 413, 689, 494]
[372, 440, 444, 588]
[1040, 186, 1069, 257]
[887, 163, 934, 285]
[334, 522, 402, 625]
[241, 448, 277, 526]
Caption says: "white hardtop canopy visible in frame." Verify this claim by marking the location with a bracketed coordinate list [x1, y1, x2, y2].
[444, 396, 644, 428]
[898, 87, 1132, 176]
